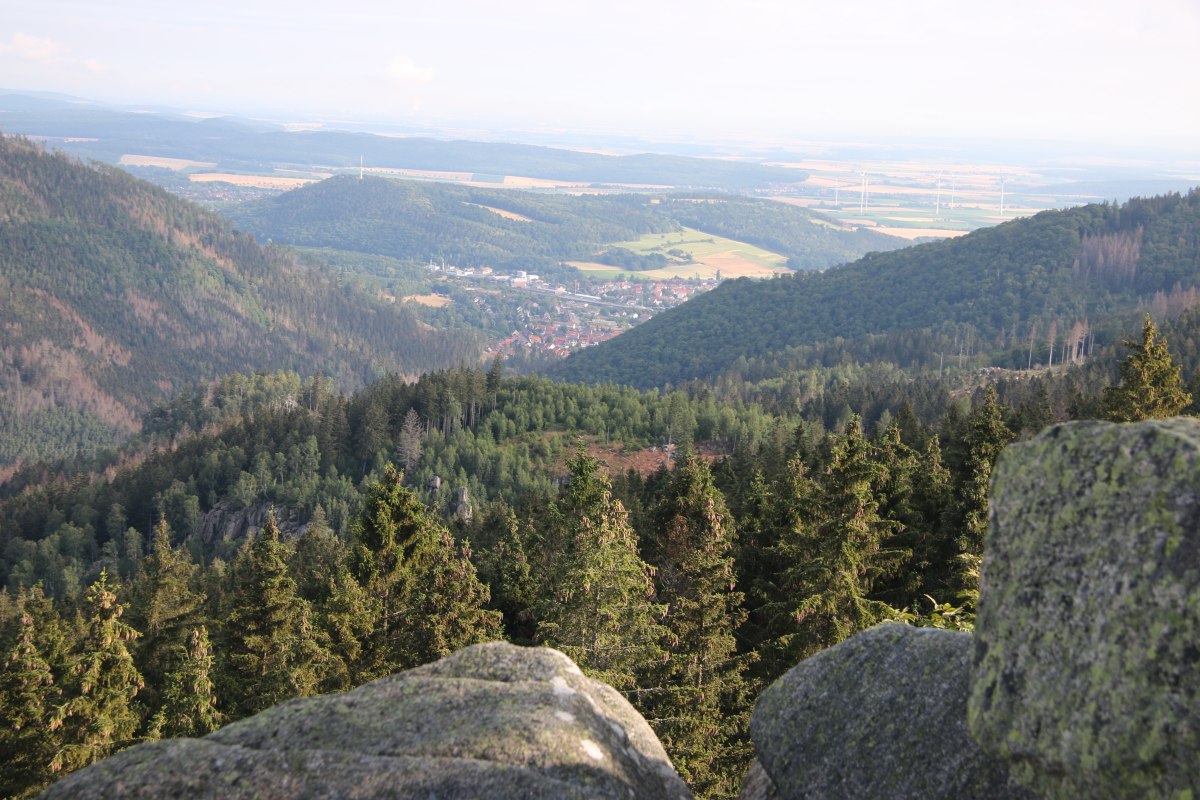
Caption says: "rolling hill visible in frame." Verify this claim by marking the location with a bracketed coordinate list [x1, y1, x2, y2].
[0, 136, 480, 466]
[554, 190, 1200, 388]
[226, 176, 904, 273]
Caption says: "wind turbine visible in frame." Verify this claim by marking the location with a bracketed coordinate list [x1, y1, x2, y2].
[935, 172, 944, 219]
[1000, 176, 1008, 217]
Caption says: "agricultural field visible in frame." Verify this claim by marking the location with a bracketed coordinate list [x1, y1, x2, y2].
[189, 173, 319, 190]
[570, 226, 789, 280]
[118, 154, 216, 170]
[768, 158, 1054, 238]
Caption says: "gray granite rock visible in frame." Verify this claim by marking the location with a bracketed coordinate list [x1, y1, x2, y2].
[751, 623, 1032, 800]
[971, 418, 1200, 800]
[737, 760, 781, 800]
[40, 642, 692, 800]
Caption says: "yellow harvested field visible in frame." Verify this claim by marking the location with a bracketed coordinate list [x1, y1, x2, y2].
[568, 253, 787, 281]
[119, 154, 217, 170]
[464, 202, 533, 222]
[875, 227, 969, 240]
[403, 294, 453, 308]
[501, 175, 589, 189]
[189, 173, 318, 189]
[364, 167, 474, 181]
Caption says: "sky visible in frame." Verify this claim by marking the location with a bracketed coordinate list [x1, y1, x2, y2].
[2, 0, 1199, 150]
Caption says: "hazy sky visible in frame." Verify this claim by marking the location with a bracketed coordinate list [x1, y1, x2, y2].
[3, 0, 1198, 148]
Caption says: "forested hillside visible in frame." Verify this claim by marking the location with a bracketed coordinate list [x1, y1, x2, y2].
[557, 191, 1200, 387]
[0, 137, 480, 467]
[226, 177, 903, 272]
[5, 295, 1200, 797]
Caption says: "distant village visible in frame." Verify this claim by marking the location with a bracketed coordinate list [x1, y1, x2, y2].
[423, 261, 719, 359]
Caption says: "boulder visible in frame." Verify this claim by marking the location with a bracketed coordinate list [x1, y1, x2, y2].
[750, 623, 1031, 800]
[40, 641, 692, 800]
[737, 760, 781, 800]
[971, 418, 1200, 799]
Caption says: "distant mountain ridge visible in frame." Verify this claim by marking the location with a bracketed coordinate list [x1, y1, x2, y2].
[555, 191, 1200, 387]
[0, 94, 802, 190]
[0, 136, 479, 466]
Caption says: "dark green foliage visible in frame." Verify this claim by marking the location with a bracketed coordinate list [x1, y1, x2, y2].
[150, 626, 224, 739]
[220, 512, 320, 716]
[760, 419, 903, 676]
[536, 449, 666, 693]
[126, 520, 204, 712]
[350, 465, 501, 676]
[1102, 314, 1192, 421]
[50, 570, 143, 774]
[642, 454, 753, 800]
[0, 592, 61, 797]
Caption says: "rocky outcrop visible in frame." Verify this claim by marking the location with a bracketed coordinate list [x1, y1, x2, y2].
[970, 418, 1200, 799]
[748, 623, 1031, 800]
[40, 642, 692, 800]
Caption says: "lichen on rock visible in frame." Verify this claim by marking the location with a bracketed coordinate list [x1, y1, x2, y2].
[749, 622, 1031, 800]
[39, 641, 692, 800]
[971, 418, 1200, 799]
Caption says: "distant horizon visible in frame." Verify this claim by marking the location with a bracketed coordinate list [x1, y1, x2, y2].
[3, 1, 1198, 157]
[5, 85, 1200, 175]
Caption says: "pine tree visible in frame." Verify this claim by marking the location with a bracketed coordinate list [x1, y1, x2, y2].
[0, 595, 62, 797]
[127, 519, 205, 712]
[151, 626, 224, 738]
[50, 570, 144, 774]
[536, 449, 666, 695]
[643, 454, 753, 800]
[221, 511, 321, 717]
[1103, 313, 1192, 421]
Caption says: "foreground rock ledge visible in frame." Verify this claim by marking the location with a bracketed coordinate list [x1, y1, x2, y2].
[972, 418, 1200, 799]
[749, 623, 1032, 800]
[40, 641, 693, 800]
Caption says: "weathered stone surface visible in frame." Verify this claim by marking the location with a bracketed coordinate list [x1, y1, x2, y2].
[737, 760, 781, 800]
[41, 642, 692, 800]
[751, 623, 1032, 800]
[971, 418, 1200, 799]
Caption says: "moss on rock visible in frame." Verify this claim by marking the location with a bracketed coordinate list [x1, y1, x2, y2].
[40, 642, 692, 800]
[971, 419, 1200, 799]
[750, 623, 1031, 800]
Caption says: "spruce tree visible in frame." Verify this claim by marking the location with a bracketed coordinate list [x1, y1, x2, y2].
[957, 388, 1014, 575]
[405, 533, 502, 664]
[50, 570, 144, 774]
[151, 626, 224, 738]
[644, 454, 753, 800]
[221, 511, 320, 717]
[350, 464, 501, 675]
[767, 418, 900, 671]
[127, 519, 205, 711]
[0, 595, 61, 797]
[1103, 313, 1192, 421]
[536, 449, 666, 695]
